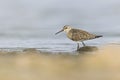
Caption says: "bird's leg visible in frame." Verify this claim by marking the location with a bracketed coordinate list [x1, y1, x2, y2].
[82, 41, 86, 47]
[77, 43, 79, 50]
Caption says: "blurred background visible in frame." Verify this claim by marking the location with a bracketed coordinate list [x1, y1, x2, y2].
[0, 0, 120, 38]
[0, 0, 119, 51]
[0, 1, 120, 80]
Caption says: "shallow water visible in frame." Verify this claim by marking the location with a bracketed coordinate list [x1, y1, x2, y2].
[0, 36, 119, 52]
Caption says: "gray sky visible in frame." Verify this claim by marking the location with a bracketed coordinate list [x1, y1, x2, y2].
[0, 0, 120, 29]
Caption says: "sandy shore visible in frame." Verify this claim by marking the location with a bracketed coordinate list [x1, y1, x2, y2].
[0, 44, 120, 80]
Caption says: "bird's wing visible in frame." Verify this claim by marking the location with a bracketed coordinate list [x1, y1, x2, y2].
[68, 29, 96, 41]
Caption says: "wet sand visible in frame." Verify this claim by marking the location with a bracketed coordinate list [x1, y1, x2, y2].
[0, 44, 120, 80]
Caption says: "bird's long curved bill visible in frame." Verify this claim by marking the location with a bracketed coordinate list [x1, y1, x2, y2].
[55, 29, 64, 35]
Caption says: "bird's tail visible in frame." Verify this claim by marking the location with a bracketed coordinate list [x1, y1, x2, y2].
[95, 35, 103, 38]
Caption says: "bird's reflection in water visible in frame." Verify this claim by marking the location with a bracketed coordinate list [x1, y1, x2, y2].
[76, 46, 98, 53]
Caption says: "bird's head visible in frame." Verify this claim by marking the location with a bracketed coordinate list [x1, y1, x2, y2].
[55, 25, 72, 35]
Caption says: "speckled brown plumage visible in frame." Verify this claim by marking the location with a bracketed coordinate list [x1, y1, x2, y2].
[67, 29, 96, 41]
